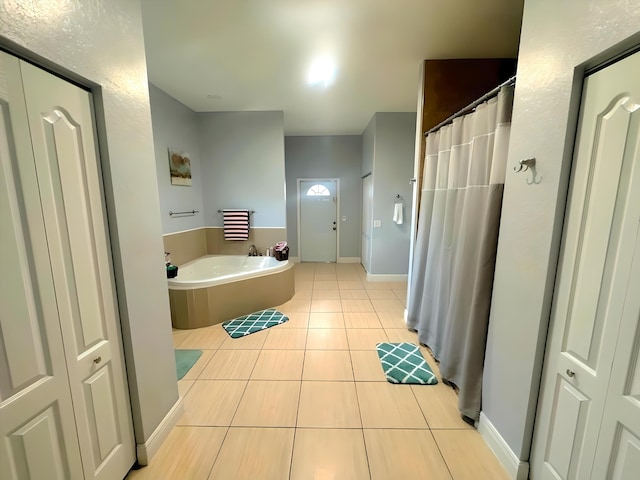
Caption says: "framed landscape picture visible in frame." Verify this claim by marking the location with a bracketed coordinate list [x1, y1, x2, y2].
[168, 148, 192, 186]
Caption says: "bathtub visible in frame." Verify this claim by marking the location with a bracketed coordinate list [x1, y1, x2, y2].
[167, 255, 295, 329]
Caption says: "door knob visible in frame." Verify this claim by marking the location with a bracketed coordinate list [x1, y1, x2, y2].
[333, 226, 337, 231]
[566, 369, 575, 377]
[93, 356, 102, 364]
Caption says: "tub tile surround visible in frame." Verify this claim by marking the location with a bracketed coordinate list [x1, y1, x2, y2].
[128, 263, 509, 480]
[162, 226, 288, 266]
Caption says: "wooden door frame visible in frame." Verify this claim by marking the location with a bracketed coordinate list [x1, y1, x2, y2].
[297, 178, 340, 262]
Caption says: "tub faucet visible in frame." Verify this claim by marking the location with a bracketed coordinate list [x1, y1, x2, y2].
[248, 244, 257, 256]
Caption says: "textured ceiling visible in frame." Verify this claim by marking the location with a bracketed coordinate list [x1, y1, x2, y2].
[141, 0, 524, 135]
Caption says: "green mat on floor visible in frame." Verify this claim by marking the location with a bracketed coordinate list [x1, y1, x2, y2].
[376, 342, 438, 385]
[175, 349, 203, 380]
[222, 309, 289, 338]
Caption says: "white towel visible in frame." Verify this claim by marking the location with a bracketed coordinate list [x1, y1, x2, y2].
[393, 202, 403, 225]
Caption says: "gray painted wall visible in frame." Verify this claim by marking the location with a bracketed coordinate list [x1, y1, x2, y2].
[0, 0, 178, 444]
[198, 111, 287, 228]
[367, 113, 416, 275]
[483, 0, 640, 460]
[149, 83, 204, 234]
[284, 136, 363, 258]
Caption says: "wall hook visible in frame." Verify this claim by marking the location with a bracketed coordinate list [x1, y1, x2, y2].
[514, 157, 536, 173]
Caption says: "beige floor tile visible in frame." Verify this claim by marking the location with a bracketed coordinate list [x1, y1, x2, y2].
[302, 350, 354, 381]
[172, 329, 192, 348]
[294, 280, 314, 292]
[364, 429, 452, 480]
[179, 326, 228, 350]
[127, 426, 227, 480]
[177, 379, 195, 397]
[251, 350, 305, 380]
[366, 289, 398, 300]
[297, 381, 361, 428]
[411, 384, 472, 429]
[179, 380, 246, 426]
[356, 382, 427, 429]
[310, 299, 343, 312]
[363, 281, 391, 290]
[181, 349, 215, 381]
[371, 299, 405, 313]
[351, 350, 387, 382]
[232, 380, 300, 427]
[336, 273, 361, 282]
[199, 349, 260, 379]
[312, 289, 341, 300]
[262, 328, 307, 349]
[314, 264, 336, 274]
[309, 312, 345, 328]
[384, 328, 419, 344]
[376, 311, 408, 329]
[346, 328, 388, 350]
[343, 312, 383, 329]
[433, 430, 510, 480]
[208, 427, 295, 480]
[393, 289, 407, 305]
[313, 280, 339, 290]
[388, 281, 408, 290]
[279, 312, 310, 329]
[337, 280, 364, 290]
[306, 329, 349, 350]
[290, 429, 369, 480]
[289, 290, 313, 300]
[278, 298, 311, 312]
[339, 289, 369, 300]
[218, 329, 268, 349]
[341, 299, 375, 312]
[315, 273, 337, 281]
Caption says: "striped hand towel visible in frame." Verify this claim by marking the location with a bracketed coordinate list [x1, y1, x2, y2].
[223, 209, 250, 240]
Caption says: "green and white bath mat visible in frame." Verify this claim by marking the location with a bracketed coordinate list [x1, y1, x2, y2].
[376, 342, 438, 385]
[175, 349, 203, 380]
[222, 309, 289, 338]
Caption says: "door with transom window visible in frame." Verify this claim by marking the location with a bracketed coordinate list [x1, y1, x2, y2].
[299, 179, 338, 262]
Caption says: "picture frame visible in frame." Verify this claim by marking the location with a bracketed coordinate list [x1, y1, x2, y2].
[168, 148, 192, 186]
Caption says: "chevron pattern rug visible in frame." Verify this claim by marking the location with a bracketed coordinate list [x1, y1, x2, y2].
[222, 309, 289, 338]
[376, 342, 438, 385]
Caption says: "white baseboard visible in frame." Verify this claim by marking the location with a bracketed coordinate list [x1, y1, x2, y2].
[365, 273, 408, 282]
[478, 412, 529, 480]
[136, 396, 184, 465]
[338, 257, 361, 264]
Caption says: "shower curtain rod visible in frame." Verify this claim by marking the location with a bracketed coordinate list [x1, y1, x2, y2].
[424, 75, 516, 136]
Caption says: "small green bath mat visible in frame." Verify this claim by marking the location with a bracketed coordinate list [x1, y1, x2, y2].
[175, 349, 203, 380]
[376, 342, 438, 385]
[222, 309, 289, 338]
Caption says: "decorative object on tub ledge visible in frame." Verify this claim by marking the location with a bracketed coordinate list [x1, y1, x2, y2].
[376, 342, 438, 385]
[221, 208, 251, 240]
[166, 264, 178, 278]
[273, 241, 289, 261]
[168, 148, 192, 186]
[393, 194, 404, 225]
[169, 209, 199, 216]
[222, 309, 289, 338]
[175, 349, 202, 380]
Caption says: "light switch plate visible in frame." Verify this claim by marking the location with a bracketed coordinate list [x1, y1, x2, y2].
[341, 216, 347, 221]
[373, 220, 381, 228]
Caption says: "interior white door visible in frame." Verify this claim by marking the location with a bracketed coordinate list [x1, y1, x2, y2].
[531, 51, 640, 479]
[0, 52, 135, 480]
[299, 180, 337, 262]
[0, 51, 84, 480]
[361, 175, 373, 272]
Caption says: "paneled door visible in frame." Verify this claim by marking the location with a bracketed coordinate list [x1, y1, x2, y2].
[361, 174, 373, 272]
[530, 51, 640, 478]
[299, 179, 338, 262]
[0, 52, 135, 479]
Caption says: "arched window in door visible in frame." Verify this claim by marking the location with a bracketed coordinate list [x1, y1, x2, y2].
[306, 184, 331, 196]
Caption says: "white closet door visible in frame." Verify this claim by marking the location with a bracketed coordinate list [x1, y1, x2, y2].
[531, 51, 640, 479]
[19, 60, 136, 480]
[0, 51, 84, 480]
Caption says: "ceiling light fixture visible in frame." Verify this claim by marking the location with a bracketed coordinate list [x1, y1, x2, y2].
[307, 56, 336, 88]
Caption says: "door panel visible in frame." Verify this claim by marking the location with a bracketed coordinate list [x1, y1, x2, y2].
[361, 175, 372, 272]
[20, 60, 135, 480]
[299, 180, 337, 262]
[0, 52, 83, 479]
[531, 50, 640, 479]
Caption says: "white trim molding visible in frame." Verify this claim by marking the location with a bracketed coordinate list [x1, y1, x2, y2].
[365, 273, 408, 282]
[338, 257, 361, 264]
[136, 397, 184, 465]
[478, 412, 530, 480]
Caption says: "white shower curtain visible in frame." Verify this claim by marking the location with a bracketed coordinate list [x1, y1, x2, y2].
[407, 85, 514, 421]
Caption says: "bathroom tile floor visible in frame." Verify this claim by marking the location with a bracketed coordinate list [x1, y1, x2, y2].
[127, 262, 509, 480]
